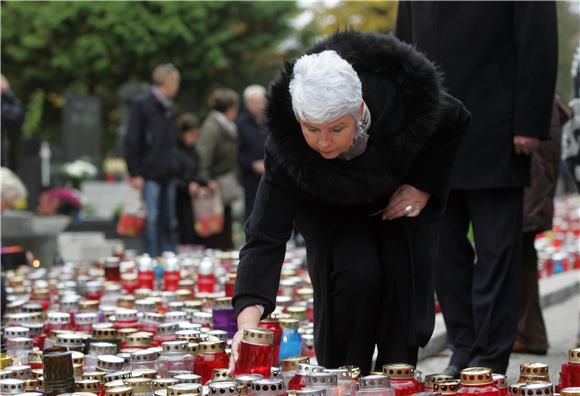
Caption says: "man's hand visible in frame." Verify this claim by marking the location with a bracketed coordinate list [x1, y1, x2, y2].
[513, 135, 539, 155]
[252, 160, 265, 175]
[129, 176, 144, 190]
[227, 305, 262, 374]
[383, 184, 430, 220]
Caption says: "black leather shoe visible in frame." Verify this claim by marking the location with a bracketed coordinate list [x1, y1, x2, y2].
[442, 364, 461, 379]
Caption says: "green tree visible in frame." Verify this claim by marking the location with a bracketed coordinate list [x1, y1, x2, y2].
[1, 1, 301, 155]
[556, 1, 580, 102]
[312, 1, 398, 35]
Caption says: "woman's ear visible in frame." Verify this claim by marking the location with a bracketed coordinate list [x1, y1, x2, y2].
[358, 101, 365, 122]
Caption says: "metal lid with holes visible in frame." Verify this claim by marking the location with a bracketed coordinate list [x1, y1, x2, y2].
[207, 330, 228, 343]
[155, 391, 168, 396]
[165, 312, 188, 323]
[115, 309, 138, 322]
[105, 386, 134, 396]
[242, 329, 274, 346]
[82, 372, 107, 384]
[0, 370, 14, 380]
[24, 379, 38, 391]
[520, 363, 549, 377]
[161, 341, 188, 354]
[71, 351, 85, 366]
[270, 367, 281, 378]
[168, 371, 190, 377]
[211, 369, 233, 383]
[493, 374, 507, 388]
[56, 333, 85, 349]
[297, 364, 325, 376]
[75, 313, 99, 326]
[176, 330, 202, 342]
[570, 349, 580, 364]
[280, 357, 310, 373]
[286, 306, 307, 321]
[125, 332, 153, 347]
[93, 327, 118, 340]
[518, 382, 554, 396]
[561, 388, 580, 396]
[97, 356, 126, 372]
[198, 341, 226, 354]
[167, 383, 202, 396]
[28, 351, 43, 365]
[105, 372, 133, 383]
[124, 378, 153, 393]
[339, 366, 361, 380]
[234, 374, 264, 387]
[295, 388, 326, 396]
[425, 374, 454, 389]
[510, 384, 525, 395]
[0, 378, 25, 394]
[383, 363, 415, 379]
[30, 369, 43, 379]
[213, 297, 233, 309]
[251, 379, 285, 396]
[22, 303, 43, 314]
[184, 301, 204, 310]
[208, 381, 240, 396]
[131, 368, 158, 379]
[117, 296, 136, 309]
[359, 375, 391, 390]
[48, 312, 71, 324]
[191, 311, 212, 325]
[79, 300, 100, 312]
[279, 319, 299, 330]
[324, 369, 351, 383]
[174, 374, 201, 384]
[142, 312, 164, 324]
[76, 380, 100, 392]
[89, 342, 117, 356]
[135, 299, 157, 312]
[459, 368, 494, 386]
[6, 337, 33, 349]
[4, 326, 30, 339]
[6, 365, 31, 380]
[156, 323, 179, 336]
[153, 378, 179, 390]
[6, 313, 37, 325]
[21, 323, 43, 337]
[105, 380, 127, 390]
[130, 349, 160, 363]
[433, 381, 460, 395]
[305, 372, 337, 388]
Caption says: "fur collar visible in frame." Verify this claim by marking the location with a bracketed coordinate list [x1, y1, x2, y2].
[265, 31, 442, 204]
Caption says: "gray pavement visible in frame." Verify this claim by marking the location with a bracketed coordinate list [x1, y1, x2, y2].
[416, 292, 580, 384]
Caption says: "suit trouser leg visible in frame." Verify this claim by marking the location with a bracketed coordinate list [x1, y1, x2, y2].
[466, 188, 522, 373]
[434, 190, 475, 369]
[516, 231, 548, 351]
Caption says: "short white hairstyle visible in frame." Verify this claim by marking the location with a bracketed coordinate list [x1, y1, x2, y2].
[289, 50, 362, 124]
[243, 84, 266, 103]
[1, 167, 27, 207]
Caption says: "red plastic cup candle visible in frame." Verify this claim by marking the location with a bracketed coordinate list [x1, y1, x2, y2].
[235, 328, 274, 378]
[104, 257, 121, 282]
[197, 259, 216, 293]
[456, 368, 499, 396]
[561, 348, 580, 388]
[194, 340, 229, 384]
[259, 316, 283, 367]
[137, 255, 155, 290]
[164, 256, 181, 291]
[382, 364, 424, 396]
[492, 374, 508, 396]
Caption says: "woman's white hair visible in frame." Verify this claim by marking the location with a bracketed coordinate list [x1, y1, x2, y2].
[1, 167, 27, 208]
[289, 50, 362, 124]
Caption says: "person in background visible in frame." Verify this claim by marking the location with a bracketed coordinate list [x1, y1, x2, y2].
[0, 166, 27, 212]
[397, 2, 558, 375]
[197, 88, 240, 250]
[175, 113, 211, 245]
[236, 85, 268, 221]
[1, 74, 25, 171]
[514, 95, 572, 355]
[124, 63, 181, 257]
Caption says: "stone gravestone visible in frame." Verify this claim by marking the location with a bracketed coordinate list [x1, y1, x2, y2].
[62, 93, 102, 165]
[117, 82, 150, 155]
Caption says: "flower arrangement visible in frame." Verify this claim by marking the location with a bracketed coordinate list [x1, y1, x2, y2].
[61, 159, 98, 189]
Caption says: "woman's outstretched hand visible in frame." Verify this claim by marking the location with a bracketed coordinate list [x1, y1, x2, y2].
[227, 305, 262, 374]
[382, 184, 430, 220]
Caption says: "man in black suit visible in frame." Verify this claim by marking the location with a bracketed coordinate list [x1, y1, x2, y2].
[397, 2, 558, 375]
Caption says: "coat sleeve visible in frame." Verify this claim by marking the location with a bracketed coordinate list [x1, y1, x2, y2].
[404, 93, 470, 197]
[512, 2, 558, 139]
[395, 0, 413, 44]
[233, 163, 299, 319]
[197, 120, 218, 180]
[124, 99, 146, 178]
[237, 120, 255, 172]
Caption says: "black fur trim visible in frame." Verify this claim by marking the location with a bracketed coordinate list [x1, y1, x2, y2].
[265, 31, 442, 204]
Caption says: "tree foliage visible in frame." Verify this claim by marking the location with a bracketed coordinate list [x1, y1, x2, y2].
[312, 0, 398, 35]
[1, 1, 301, 153]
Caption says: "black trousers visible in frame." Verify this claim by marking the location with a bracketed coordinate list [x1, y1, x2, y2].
[319, 216, 418, 374]
[516, 231, 548, 351]
[434, 188, 522, 374]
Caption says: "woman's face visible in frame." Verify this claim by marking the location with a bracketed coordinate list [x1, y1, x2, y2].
[299, 113, 358, 159]
[181, 128, 200, 146]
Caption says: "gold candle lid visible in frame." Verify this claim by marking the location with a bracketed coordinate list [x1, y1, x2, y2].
[281, 357, 310, 372]
[286, 306, 307, 320]
[175, 289, 193, 301]
[105, 386, 134, 396]
[569, 348, 580, 363]
[459, 367, 494, 386]
[198, 340, 226, 354]
[520, 362, 549, 377]
[83, 371, 107, 384]
[433, 380, 461, 395]
[125, 331, 153, 347]
[339, 365, 361, 380]
[0, 354, 13, 370]
[383, 363, 415, 379]
[28, 351, 43, 365]
[93, 327, 118, 340]
[510, 383, 525, 395]
[124, 378, 152, 393]
[519, 375, 550, 383]
[71, 351, 85, 365]
[153, 378, 179, 390]
[31, 369, 44, 379]
[24, 379, 38, 391]
[518, 382, 554, 396]
[117, 296, 136, 309]
[242, 328, 274, 346]
[167, 383, 202, 396]
[279, 319, 299, 330]
[76, 379, 101, 392]
[105, 380, 127, 390]
[561, 388, 580, 396]
[425, 374, 454, 388]
[211, 369, 233, 383]
[132, 368, 158, 379]
[79, 300, 100, 312]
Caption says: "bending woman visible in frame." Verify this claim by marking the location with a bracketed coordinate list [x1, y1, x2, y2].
[231, 31, 470, 373]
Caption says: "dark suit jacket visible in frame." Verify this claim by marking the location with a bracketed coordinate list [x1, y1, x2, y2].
[397, 1, 558, 189]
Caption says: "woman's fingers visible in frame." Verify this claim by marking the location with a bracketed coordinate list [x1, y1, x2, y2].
[383, 201, 421, 220]
[227, 331, 242, 374]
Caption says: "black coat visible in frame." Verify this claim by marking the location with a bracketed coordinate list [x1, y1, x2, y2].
[396, 1, 558, 189]
[176, 142, 206, 244]
[233, 32, 470, 356]
[236, 112, 267, 219]
[124, 92, 180, 182]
